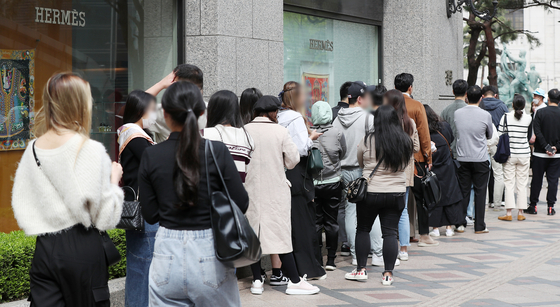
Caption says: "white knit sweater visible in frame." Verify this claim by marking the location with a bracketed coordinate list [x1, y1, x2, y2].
[11, 134, 124, 236]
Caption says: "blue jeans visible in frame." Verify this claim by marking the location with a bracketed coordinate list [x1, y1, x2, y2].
[149, 227, 240, 307]
[398, 188, 411, 247]
[467, 188, 475, 218]
[342, 168, 382, 259]
[125, 222, 159, 307]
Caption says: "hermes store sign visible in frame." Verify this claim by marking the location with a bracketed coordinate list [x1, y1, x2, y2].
[35, 7, 86, 27]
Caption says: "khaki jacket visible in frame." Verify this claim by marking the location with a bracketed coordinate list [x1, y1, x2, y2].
[244, 117, 300, 254]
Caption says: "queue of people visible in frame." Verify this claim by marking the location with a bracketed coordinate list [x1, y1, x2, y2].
[10, 65, 560, 307]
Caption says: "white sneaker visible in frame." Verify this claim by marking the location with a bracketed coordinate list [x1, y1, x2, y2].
[446, 229, 455, 237]
[251, 279, 264, 295]
[381, 275, 394, 286]
[466, 216, 474, 226]
[371, 254, 384, 266]
[429, 228, 440, 237]
[286, 275, 320, 295]
[368, 253, 373, 258]
[345, 269, 368, 281]
[488, 202, 495, 208]
[351, 258, 357, 266]
[456, 225, 465, 233]
[395, 258, 401, 266]
[398, 251, 409, 261]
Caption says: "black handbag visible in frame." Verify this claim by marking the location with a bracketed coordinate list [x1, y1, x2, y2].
[494, 115, 511, 163]
[32, 141, 121, 266]
[116, 186, 144, 231]
[420, 166, 442, 213]
[205, 140, 262, 268]
[346, 156, 384, 203]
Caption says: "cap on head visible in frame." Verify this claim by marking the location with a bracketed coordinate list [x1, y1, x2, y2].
[253, 95, 281, 113]
[533, 88, 546, 98]
[347, 81, 367, 99]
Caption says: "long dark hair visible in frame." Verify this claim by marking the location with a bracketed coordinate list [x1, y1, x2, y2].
[384, 89, 414, 136]
[366, 105, 413, 172]
[423, 104, 442, 134]
[162, 81, 206, 207]
[240, 88, 263, 124]
[206, 90, 243, 128]
[512, 94, 526, 120]
[123, 90, 156, 124]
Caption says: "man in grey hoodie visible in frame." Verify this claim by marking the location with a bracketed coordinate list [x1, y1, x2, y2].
[333, 81, 383, 265]
[311, 101, 347, 271]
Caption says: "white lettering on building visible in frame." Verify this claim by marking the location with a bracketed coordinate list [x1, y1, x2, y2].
[34, 7, 86, 27]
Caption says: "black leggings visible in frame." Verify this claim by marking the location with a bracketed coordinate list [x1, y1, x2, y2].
[355, 193, 404, 273]
[250, 253, 301, 283]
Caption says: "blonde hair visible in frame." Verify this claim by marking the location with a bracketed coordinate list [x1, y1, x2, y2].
[34, 73, 92, 137]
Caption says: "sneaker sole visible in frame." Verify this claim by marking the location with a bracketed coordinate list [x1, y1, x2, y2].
[382, 281, 394, 286]
[345, 276, 368, 281]
[250, 288, 263, 295]
[399, 256, 409, 261]
[340, 252, 350, 256]
[325, 265, 336, 271]
[286, 288, 320, 295]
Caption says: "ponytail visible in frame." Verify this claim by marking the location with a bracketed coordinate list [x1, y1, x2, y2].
[175, 109, 201, 207]
[162, 81, 206, 208]
[512, 94, 526, 121]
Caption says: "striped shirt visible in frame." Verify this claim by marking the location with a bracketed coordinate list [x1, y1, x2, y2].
[498, 111, 532, 157]
[203, 125, 255, 182]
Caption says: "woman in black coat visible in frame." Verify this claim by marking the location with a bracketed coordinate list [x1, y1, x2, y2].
[424, 105, 464, 237]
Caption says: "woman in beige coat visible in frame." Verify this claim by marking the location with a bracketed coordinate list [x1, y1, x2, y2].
[244, 96, 320, 296]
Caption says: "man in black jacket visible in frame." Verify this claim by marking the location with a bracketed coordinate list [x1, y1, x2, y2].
[332, 81, 352, 122]
[527, 89, 560, 216]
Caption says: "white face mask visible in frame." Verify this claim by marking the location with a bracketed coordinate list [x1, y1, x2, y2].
[142, 111, 157, 129]
[533, 98, 541, 105]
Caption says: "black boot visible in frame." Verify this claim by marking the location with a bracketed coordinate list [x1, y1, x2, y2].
[524, 205, 537, 215]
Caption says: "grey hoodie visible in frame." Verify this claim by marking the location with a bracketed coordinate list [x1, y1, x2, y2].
[332, 107, 374, 169]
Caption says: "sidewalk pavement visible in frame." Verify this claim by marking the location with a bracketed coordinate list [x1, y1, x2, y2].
[239, 203, 560, 306]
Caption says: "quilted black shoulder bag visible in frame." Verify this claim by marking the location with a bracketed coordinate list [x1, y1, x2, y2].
[346, 156, 384, 203]
[116, 186, 144, 231]
[205, 140, 262, 268]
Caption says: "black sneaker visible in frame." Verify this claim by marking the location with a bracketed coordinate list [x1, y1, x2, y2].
[269, 273, 290, 286]
[340, 244, 350, 256]
[524, 206, 537, 215]
[548, 207, 556, 216]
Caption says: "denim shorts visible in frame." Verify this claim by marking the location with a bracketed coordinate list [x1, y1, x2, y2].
[148, 227, 241, 307]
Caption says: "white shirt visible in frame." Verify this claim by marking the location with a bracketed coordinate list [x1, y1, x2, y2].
[277, 109, 312, 156]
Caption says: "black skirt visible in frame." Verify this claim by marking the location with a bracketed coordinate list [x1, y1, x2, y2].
[286, 158, 325, 278]
[429, 200, 464, 227]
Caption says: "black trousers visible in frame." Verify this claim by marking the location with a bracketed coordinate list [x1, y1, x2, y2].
[355, 193, 404, 272]
[412, 162, 430, 235]
[29, 225, 110, 307]
[314, 182, 343, 264]
[457, 161, 490, 232]
[530, 156, 560, 207]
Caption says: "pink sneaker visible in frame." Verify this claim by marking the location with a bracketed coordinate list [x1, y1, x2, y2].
[286, 275, 320, 295]
[345, 269, 368, 281]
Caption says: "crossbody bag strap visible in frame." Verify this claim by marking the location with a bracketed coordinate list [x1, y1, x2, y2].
[504, 113, 509, 134]
[207, 140, 233, 201]
[32, 141, 41, 168]
[367, 156, 384, 181]
[437, 130, 453, 156]
[205, 140, 212, 196]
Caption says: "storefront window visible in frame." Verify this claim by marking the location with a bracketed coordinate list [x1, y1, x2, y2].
[1, 0, 177, 157]
[283, 12, 379, 113]
[0, 0, 177, 232]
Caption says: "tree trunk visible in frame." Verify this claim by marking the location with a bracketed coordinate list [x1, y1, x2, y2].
[466, 13, 486, 86]
[484, 20, 498, 86]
